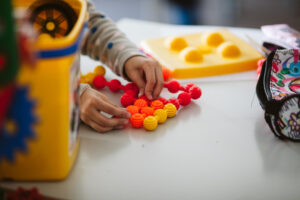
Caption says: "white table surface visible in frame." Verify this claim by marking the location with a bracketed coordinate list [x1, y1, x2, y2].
[2, 19, 300, 200]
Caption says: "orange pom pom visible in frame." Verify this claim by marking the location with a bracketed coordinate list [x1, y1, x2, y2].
[162, 67, 171, 81]
[130, 113, 145, 128]
[134, 99, 148, 108]
[126, 105, 139, 115]
[140, 107, 154, 117]
[150, 100, 164, 110]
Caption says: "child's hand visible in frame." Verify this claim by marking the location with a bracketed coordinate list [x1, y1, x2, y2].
[124, 56, 164, 100]
[80, 87, 131, 133]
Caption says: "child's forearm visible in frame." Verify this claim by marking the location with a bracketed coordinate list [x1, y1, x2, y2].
[81, 1, 145, 78]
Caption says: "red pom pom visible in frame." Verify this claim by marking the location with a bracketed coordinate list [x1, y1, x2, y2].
[157, 97, 168, 105]
[125, 90, 137, 97]
[168, 98, 180, 110]
[93, 76, 106, 89]
[124, 82, 139, 96]
[8, 187, 43, 200]
[257, 58, 266, 76]
[162, 67, 171, 81]
[178, 92, 191, 106]
[164, 80, 181, 93]
[107, 79, 121, 92]
[189, 86, 202, 99]
[120, 93, 136, 107]
[257, 58, 265, 68]
[185, 83, 195, 92]
[139, 95, 151, 105]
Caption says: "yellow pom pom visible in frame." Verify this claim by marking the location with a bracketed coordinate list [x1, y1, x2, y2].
[154, 109, 167, 124]
[80, 75, 88, 83]
[85, 72, 96, 85]
[143, 116, 158, 131]
[94, 65, 106, 76]
[164, 103, 177, 118]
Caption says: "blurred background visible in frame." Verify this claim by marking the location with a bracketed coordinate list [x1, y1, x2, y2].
[93, 0, 300, 28]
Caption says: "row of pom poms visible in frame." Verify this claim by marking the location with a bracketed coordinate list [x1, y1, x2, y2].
[80, 64, 171, 84]
[80, 66, 202, 131]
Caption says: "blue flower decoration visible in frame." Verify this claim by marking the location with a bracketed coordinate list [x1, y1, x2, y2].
[0, 87, 37, 162]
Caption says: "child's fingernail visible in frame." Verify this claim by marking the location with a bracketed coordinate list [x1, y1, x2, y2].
[138, 89, 144, 97]
[115, 125, 125, 129]
[123, 110, 131, 118]
[122, 119, 129, 124]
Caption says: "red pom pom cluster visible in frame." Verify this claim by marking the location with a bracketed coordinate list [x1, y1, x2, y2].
[92, 76, 202, 109]
[163, 80, 202, 109]
[90, 76, 202, 130]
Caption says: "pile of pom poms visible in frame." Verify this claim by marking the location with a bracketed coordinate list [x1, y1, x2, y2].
[80, 65, 106, 84]
[80, 70, 202, 131]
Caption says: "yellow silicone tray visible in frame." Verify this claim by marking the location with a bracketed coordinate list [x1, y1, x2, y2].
[141, 29, 264, 79]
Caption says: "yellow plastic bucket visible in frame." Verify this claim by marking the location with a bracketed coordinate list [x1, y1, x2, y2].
[0, 0, 88, 180]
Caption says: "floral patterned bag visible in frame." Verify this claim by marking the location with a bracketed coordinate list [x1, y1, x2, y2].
[256, 49, 300, 141]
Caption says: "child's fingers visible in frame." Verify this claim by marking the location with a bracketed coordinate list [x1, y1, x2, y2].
[92, 109, 129, 128]
[138, 87, 145, 98]
[79, 88, 128, 133]
[114, 125, 125, 130]
[153, 67, 164, 99]
[143, 64, 156, 100]
[97, 92, 121, 107]
[88, 119, 113, 133]
[129, 71, 145, 97]
[83, 115, 113, 133]
[91, 92, 131, 119]
[95, 99, 131, 119]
